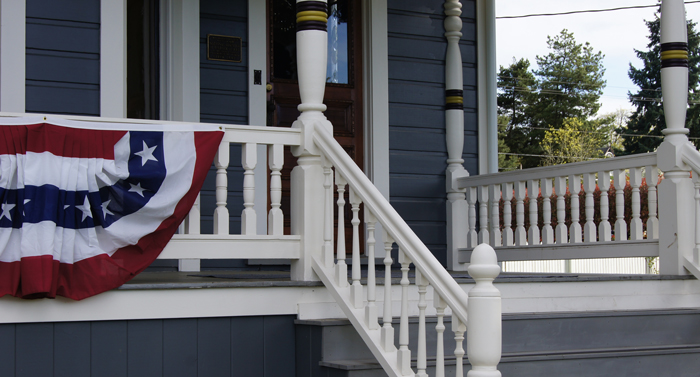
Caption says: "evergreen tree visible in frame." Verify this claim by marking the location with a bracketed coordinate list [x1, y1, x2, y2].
[622, 13, 700, 154]
[497, 58, 537, 168]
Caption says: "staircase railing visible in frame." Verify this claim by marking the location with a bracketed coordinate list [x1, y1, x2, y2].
[311, 121, 502, 377]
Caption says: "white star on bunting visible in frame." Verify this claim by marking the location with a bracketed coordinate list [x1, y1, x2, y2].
[76, 196, 93, 222]
[134, 141, 158, 166]
[1, 203, 15, 221]
[102, 200, 114, 219]
[129, 182, 146, 197]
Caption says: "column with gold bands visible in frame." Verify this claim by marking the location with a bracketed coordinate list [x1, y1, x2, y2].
[296, 1, 328, 32]
[661, 42, 689, 68]
[445, 89, 464, 110]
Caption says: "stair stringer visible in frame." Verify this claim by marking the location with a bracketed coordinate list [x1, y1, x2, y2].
[312, 257, 414, 377]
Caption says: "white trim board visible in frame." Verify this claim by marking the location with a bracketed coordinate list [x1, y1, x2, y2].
[0, 0, 25, 113]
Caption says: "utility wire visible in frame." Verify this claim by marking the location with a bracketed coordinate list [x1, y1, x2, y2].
[497, 1, 700, 20]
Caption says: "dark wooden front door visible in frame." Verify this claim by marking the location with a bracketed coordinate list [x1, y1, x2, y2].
[267, 0, 363, 245]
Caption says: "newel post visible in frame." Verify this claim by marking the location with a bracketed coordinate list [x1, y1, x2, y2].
[467, 244, 502, 377]
[290, 0, 331, 281]
[657, 0, 695, 274]
[445, 0, 470, 271]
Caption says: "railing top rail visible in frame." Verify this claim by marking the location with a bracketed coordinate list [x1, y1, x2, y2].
[312, 122, 470, 324]
[457, 152, 658, 188]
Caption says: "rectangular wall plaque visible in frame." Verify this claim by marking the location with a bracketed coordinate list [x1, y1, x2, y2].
[207, 34, 242, 63]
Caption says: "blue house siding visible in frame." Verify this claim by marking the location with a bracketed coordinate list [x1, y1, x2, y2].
[25, 0, 101, 116]
[0, 315, 296, 377]
[387, 0, 477, 266]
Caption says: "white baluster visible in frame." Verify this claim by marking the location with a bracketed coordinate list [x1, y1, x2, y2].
[434, 294, 447, 377]
[502, 183, 514, 246]
[453, 314, 466, 377]
[527, 179, 540, 245]
[569, 174, 582, 243]
[630, 167, 643, 240]
[583, 173, 597, 242]
[381, 232, 395, 352]
[268, 144, 284, 235]
[467, 187, 478, 248]
[322, 156, 334, 267]
[335, 172, 348, 287]
[213, 142, 229, 235]
[614, 169, 627, 241]
[416, 269, 429, 377]
[598, 171, 612, 241]
[349, 188, 363, 308]
[541, 178, 553, 244]
[555, 176, 568, 244]
[489, 184, 502, 246]
[184, 194, 201, 234]
[646, 165, 659, 239]
[397, 249, 412, 375]
[694, 174, 700, 264]
[365, 211, 379, 330]
[478, 186, 490, 244]
[241, 143, 257, 235]
[514, 181, 527, 245]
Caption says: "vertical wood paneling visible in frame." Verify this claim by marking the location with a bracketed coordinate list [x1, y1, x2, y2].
[16, 323, 53, 377]
[232, 316, 265, 377]
[163, 319, 198, 377]
[54, 322, 91, 377]
[128, 320, 164, 377]
[91, 321, 127, 377]
[0, 325, 15, 377]
[198, 317, 231, 377]
[263, 316, 295, 377]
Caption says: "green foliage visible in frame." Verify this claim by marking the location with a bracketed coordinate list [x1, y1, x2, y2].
[540, 118, 607, 166]
[497, 115, 521, 171]
[623, 12, 700, 154]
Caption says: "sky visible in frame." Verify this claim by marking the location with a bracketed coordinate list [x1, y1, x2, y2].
[495, 0, 700, 116]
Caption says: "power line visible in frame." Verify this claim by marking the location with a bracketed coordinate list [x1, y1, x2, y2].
[497, 1, 700, 20]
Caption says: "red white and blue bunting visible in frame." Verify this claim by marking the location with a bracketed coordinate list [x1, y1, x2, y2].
[0, 117, 223, 300]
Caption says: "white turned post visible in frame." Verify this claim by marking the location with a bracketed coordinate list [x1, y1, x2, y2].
[569, 174, 582, 243]
[445, 0, 469, 271]
[453, 314, 466, 377]
[467, 244, 502, 377]
[397, 249, 412, 375]
[613, 169, 627, 241]
[629, 168, 643, 240]
[213, 142, 230, 235]
[598, 171, 612, 242]
[435, 294, 447, 377]
[335, 172, 348, 287]
[180, 193, 201, 272]
[527, 179, 540, 245]
[489, 185, 502, 246]
[268, 143, 284, 235]
[416, 270, 429, 377]
[646, 165, 659, 239]
[322, 156, 334, 267]
[381, 232, 396, 352]
[583, 173, 597, 242]
[467, 187, 479, 248]
[290, 0, 329, 281]
[555, 176, 568, 244]
[694, 174, 700, 264]
[365, 211, 379, 330]
[541, 178, 553, 244]
[241, 143, 257, 235]
[502, 183, 514, 246]
[478, 186, 490, 244]
[349, 188, 363, 308]
[514, 181, 526, 245]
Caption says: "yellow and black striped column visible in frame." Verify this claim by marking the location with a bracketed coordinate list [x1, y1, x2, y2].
[445, 89, 463, 110]
[296, 1, 328, 32]
[661, 42, 689, 68]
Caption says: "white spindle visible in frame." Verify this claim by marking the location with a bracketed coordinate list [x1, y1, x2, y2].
[694, 174, 700, 264]
[381, 232, 395, 352]
[478, 186, 490, 244]
[569, 174, 582, 243]
[514, 181, 526, 245]
[541, 178, 553, 244]
[502, 182, 514, 246]
[416, 270, 429, 377]
[349, 188, 363, 308]
[365, 211, 379, 330]
[268, 143, 284, 235]
[646, 165, 659, 239]
[614, 169, 627, 241]
[630, 167, 643, 240]
[583, 173, 596, 242]
[184, 194, 201, 234]
[241, 143, 257, 235]
[434, 294, 447, 377]
[453, 315, 466, 377]
[598, 171, 612, 241]
[335, 172, 348, 287]
[527, 179, 540, 245]
[489, 184, 502, 246]
[397, 249, 412, 375]
[555, 176, 568, 244]
[213, 142, 230, 235]
[467, 187, 478, 248]
[322, 157, 334, 268]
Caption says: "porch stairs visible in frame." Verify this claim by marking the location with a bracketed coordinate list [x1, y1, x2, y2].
[296, 308, 700, 377]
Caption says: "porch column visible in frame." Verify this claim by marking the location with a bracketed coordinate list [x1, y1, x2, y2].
[290, 0, 332, 280]
[657, 0, 694, 274]
[445, 0, 469, 271]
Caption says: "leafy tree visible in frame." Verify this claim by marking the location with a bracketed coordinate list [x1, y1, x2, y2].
[497, 58, 537, 169]
[497, 115, 521, 171]
[541, 118, 608, 166]
[622, 12, 700, 154]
